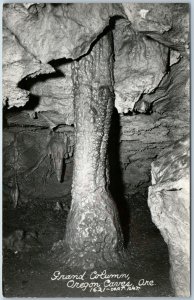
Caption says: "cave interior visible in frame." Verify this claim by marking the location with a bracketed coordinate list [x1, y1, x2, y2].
[2, 3, 190, 297]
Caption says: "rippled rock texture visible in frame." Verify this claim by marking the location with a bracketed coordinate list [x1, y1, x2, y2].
[148, 136, 190, 297]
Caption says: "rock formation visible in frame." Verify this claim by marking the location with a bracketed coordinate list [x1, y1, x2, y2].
[63, 32, 124, 269]
[113, 18, 169, 113]
[148, 136, 190, 297]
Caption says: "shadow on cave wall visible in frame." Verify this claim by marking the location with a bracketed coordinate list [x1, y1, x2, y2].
[108, 108, 130, 247]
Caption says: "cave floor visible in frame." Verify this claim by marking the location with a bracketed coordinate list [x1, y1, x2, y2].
[3, 195, 174, 297]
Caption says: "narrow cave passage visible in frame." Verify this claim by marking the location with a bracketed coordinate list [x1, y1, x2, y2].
[3, 2, 189, 298]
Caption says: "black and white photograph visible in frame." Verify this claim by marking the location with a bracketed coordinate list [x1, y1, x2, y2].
[2, 2, 190, 297]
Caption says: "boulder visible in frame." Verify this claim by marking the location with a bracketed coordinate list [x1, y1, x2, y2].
[148, 136, 190, 297]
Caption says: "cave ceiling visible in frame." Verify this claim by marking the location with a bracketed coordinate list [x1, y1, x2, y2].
[3, 3, 189, 127]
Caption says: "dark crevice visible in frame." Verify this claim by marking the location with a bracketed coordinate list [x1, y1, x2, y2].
[75, 16, 123, 62]
[18, 70, 65, 92]
[5, 94, 40, 115]
[108, 108, 130, 248]
[122, 111, 133, 116]
[49, 58, 73, 69]
[47, 15, 124, 68]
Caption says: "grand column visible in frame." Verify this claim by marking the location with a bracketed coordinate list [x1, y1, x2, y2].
[64, 32, 123, 269]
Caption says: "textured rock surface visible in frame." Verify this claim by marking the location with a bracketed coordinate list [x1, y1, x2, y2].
[3, 26, 54, 108]
[148, 136, 190, 297]
[122, 3, 172, 33]
[113, 19, 169, 113]
[144, 4, 189, 54]
[122, 3, 189, 54]
[2, 3, 123, 111]
[118, 56, 189, 198]
[3, 3, 124, 63]
[29, 63, 74, 125]
[3, 3, 188, 114]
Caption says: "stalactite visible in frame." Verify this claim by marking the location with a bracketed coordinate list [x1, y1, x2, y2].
[48, 134, 65, 182]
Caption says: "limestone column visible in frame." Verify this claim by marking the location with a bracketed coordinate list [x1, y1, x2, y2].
[64, 32, 123, 269]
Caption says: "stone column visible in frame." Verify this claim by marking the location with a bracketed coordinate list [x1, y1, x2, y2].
[64, 32, 123, 269]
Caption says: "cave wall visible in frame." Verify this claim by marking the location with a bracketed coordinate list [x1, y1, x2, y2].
[3, 127, 74, 207]
[3, 3, 189, 111]
[3, 56, 189, 208]
[119, 58, 189, 199]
